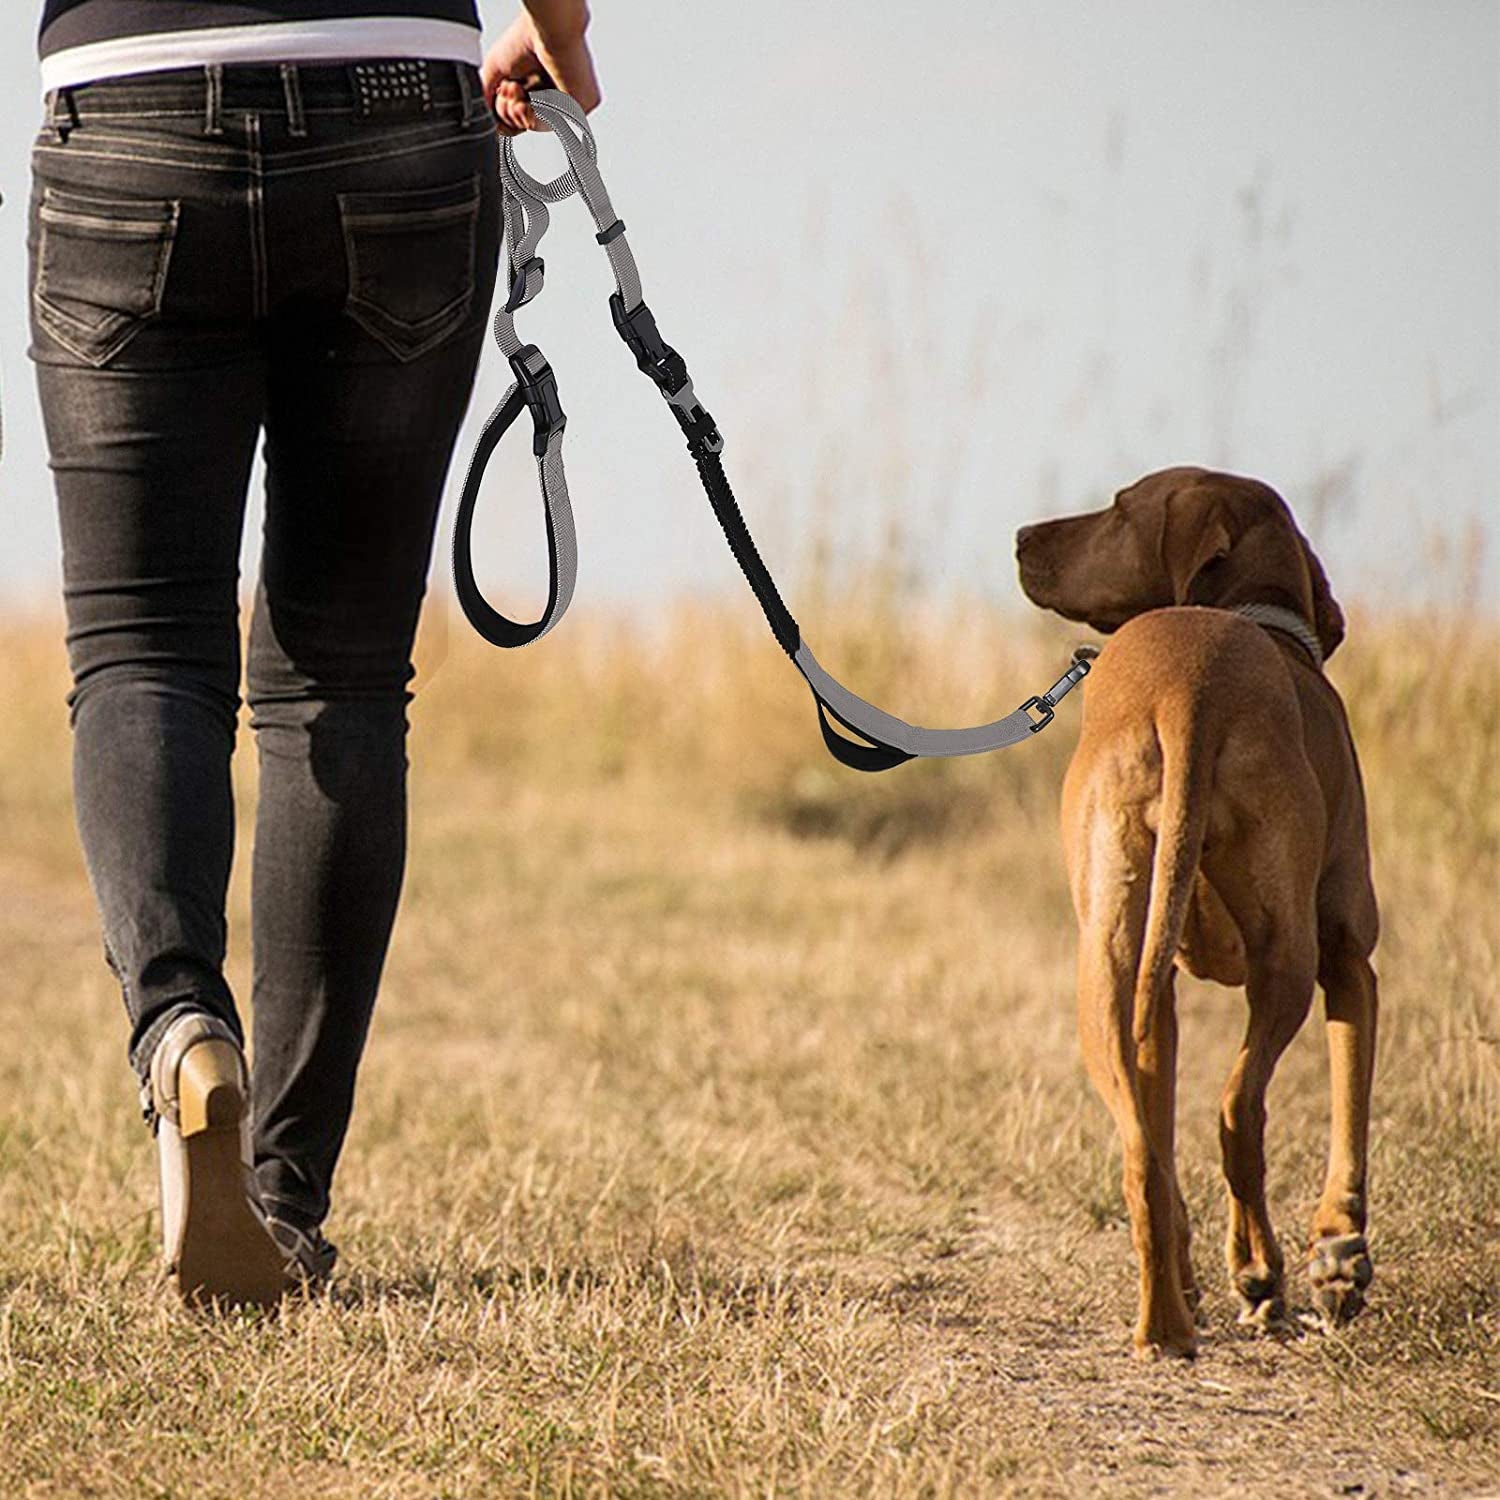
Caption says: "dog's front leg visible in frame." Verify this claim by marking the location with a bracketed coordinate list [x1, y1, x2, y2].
[1308, 933, 1379, 1324]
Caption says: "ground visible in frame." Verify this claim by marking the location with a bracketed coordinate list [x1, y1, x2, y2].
[0, 596, 1495, 1497]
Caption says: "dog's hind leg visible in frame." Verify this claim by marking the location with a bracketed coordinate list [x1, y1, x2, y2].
[1308, 924, 1379, 1324]
[1218, 936, 1318, 1330]
[1073, 858, 1198, 1360]
[1137, 970, 1199, 1318]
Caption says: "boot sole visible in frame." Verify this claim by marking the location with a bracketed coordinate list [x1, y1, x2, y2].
[171, 1041, 287, 1311]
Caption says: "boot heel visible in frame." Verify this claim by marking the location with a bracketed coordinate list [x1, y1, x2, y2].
[176, 1040, 245, 1136]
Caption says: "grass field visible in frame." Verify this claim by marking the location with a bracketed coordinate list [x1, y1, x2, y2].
[0, 586, 1496, 1498]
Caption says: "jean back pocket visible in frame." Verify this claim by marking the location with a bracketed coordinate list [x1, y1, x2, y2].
[33, 187, 180, 367]
[338, 173, 480, 362]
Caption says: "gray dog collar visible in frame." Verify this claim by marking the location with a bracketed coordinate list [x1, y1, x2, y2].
[1232, 603, 1324, 670]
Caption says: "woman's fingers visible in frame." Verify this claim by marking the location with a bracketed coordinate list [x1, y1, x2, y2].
[493, 77, 537, 134]
[481, 9, 602, 136]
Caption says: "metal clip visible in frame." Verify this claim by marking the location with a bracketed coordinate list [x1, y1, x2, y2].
[1042, 656, 1092, 707]
[1018, 654, 1092, 733]
[1019, 696, 1054, 733]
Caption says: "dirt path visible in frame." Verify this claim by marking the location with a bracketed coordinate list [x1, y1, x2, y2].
[862, 1191, 1490, 1498]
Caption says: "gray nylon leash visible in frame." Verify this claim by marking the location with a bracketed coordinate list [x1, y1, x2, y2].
[452, 90, 1090, 771]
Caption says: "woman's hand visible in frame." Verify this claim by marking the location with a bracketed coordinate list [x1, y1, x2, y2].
[483, 2, 601, 135]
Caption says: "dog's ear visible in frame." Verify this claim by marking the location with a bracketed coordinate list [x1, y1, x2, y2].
[1162, 508, 1234, 606]
[1298, 530, 1346, 661]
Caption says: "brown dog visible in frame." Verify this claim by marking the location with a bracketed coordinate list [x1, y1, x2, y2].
[1016, 466, 1380, 1359]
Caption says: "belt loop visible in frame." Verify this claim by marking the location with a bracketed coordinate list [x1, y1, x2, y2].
[455, 60, 474, 120]
[280, 62, 307, 137]
[204, 63, 224, 137]
[48, 86, 80, 142]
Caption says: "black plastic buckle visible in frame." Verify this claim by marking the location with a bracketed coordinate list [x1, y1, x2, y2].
[508, 344, 566, 456]
[609, 293, 688, 396]
[503, 256, 543, 314]
[609, 292, 722, 451]
[609, 291, 665, 364]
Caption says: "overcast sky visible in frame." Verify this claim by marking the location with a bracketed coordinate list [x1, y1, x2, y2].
[0, 0, 1495, 620]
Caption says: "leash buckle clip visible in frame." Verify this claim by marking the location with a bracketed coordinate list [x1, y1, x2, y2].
[509, 344, 566, 456]
[1043, 657, 1091, 706]
[1020, 657, 1092, 732]
[610, 293, 684, 392]
[1019, 656, 1091, 733]
[611, 293, 723, 453]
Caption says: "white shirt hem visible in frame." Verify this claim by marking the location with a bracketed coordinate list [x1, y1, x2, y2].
[41, 17, 483, 93]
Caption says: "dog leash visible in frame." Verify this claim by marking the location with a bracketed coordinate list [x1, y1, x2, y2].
[452, 90, 1090, 772]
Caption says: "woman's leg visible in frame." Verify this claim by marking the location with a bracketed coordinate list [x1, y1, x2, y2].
[246, 85, 500, 1231]
[27, 105, 265, 1085]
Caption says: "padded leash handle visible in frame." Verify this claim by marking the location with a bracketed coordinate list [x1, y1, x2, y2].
[452, 91, 1090, 770]
[451, 344, 572, 647]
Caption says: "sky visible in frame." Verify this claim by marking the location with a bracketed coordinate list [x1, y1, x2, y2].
[0, 0, 1495, 622]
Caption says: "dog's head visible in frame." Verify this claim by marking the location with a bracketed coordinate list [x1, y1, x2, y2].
[1015, 466, 1345, 659]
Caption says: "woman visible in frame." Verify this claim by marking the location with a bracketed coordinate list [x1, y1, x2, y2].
[28, 0, 600, 1307]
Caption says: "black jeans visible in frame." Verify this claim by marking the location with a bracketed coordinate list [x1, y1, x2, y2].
[27, 60, 501, 1232]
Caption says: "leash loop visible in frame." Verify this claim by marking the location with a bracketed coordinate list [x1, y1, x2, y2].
[500, 98, 599, 201]
[452, 90, 1088, 769]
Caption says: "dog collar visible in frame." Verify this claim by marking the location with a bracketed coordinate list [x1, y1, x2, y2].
[1232, 603, 1323, 670]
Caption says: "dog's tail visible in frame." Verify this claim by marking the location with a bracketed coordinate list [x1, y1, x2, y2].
[1133, 715, 1213, 1046]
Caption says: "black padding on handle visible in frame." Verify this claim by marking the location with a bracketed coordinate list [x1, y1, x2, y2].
[452, 384, 560, 648]
[814, 699, 914, 773]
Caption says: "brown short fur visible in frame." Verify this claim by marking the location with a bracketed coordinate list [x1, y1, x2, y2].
[1016, 466, 1380, 1359]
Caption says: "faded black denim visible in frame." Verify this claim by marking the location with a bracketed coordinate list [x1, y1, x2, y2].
[26, 60, 501, 1232]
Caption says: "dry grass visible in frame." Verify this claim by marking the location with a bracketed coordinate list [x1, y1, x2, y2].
[0, 587, 1496, 1498]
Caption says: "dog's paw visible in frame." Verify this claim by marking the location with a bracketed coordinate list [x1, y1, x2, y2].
[1235, 1294, 1292, 1334]
[1308, 1234, 1373, 1326]
[1133, 1332, 1198, 1362]
[1133, 1301, 1199, 1361]
[1233, 1268, 1292, 1335]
